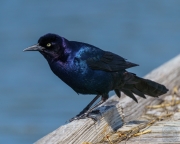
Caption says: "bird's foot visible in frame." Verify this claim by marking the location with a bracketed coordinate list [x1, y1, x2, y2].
[69, 99, 105, 122]
[69, 109, 101, 122]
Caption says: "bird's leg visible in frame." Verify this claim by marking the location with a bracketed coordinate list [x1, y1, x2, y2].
[87, 99, 104, 112]
[76, 94, 101, 117]
[80, 94, 109, 121]
[69, 94, 109, 122]
[69, 95, 101, 122]
[87, 93, 109, 114]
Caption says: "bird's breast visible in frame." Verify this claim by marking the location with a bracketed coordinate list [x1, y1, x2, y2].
[49, 59, 115, 95]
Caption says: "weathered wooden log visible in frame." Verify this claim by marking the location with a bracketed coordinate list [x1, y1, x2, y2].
[35, 54, 180, 144]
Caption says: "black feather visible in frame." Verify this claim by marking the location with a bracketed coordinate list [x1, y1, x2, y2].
[87, 51, 138, 72]
[121, 89, 138, 103]
[132, 88, 146, 99]
[114, 89, 121, 97]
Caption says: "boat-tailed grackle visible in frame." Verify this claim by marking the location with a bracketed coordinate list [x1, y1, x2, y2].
[24, 33, 168, 121]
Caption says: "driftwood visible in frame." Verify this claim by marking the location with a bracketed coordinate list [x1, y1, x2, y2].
[100, 92, 180, 143]
[35, 54, 180, 144]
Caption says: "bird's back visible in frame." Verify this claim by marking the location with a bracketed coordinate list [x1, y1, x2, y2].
[49, 41, 123, 94]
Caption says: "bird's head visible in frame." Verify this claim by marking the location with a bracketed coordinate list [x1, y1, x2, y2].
[24, 33, 69, 62]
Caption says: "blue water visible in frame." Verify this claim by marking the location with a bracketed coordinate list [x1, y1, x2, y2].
[0, 1, 180, 143]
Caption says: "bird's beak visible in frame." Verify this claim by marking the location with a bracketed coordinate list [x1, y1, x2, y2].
[23, 44, 45, 52]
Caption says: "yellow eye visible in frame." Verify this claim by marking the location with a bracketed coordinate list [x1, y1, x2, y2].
[47, 43, 51, 47]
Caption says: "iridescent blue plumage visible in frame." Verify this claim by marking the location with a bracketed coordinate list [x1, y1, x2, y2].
[24, 33, 168, 121]
[47, 40, 117, 95]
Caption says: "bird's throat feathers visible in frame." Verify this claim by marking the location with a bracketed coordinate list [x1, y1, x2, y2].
[39, 36, 71, 63]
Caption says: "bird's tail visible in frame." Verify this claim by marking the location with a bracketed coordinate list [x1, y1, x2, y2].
[117, 72, 168, 102]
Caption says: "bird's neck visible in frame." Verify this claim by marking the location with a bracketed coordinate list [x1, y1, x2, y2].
[40, 38, 71, 63]
[40, 51, 69, 64]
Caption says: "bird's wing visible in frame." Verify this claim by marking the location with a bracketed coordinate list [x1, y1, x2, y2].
[87, 51, 138, 72]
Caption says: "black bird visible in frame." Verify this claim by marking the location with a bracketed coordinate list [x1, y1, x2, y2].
[24, 33, 168, 120]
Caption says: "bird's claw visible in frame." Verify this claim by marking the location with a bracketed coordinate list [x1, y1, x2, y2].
[69, 109, 101, 122]
[69, 112, 89, 122]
